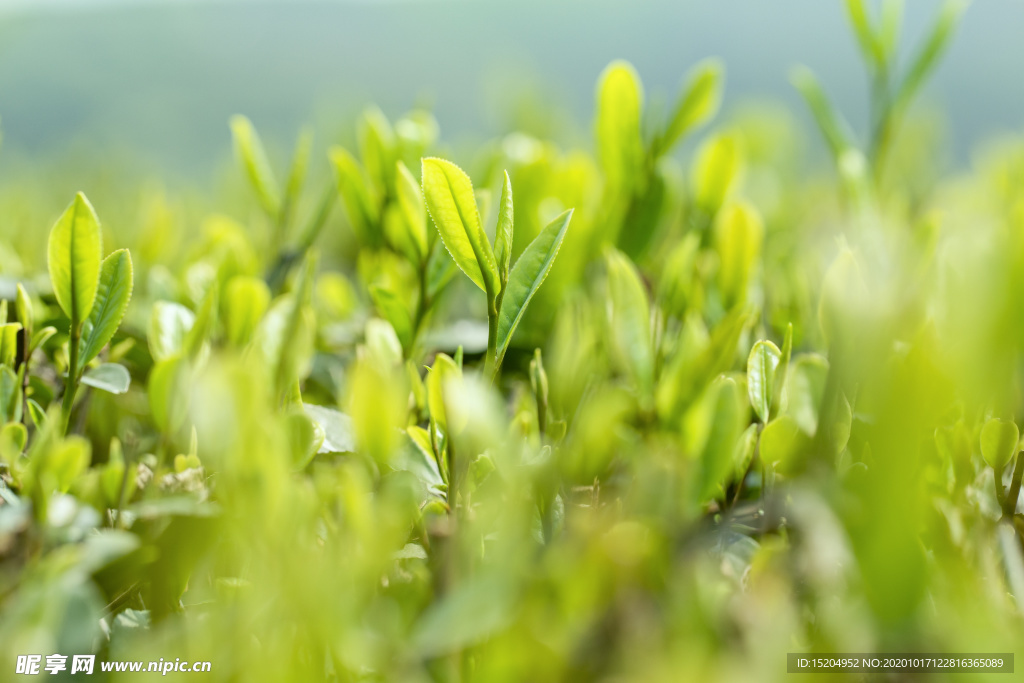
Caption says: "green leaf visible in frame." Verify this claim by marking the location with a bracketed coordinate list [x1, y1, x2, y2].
[595, 60, 644, 193]
[772, 324, 794, 419]
[411, 573, 514, 657]
[0, 365, 21, 423]
[183, 282, 218, 359]
[303, 403, 355, 454]
[427, 353, 461, 434]
[29, 326, 57, 355]
[148, 301, 195, 363]
[714, 202, 764, 308]
[15, 282, 32, 340]
[493, 171, 514, 286]
[658, 58, 724, 155]
[79, 249, 133, 370]
[785, 354, 830, 435]
[229, 115, 280, 217]
[330, 146, 380, 247]
[272, 252, 318, 396]
[791, 66, 858, 161]
[845, 0, 885, 70]
[878, 0, 904, 66]
[604, 248, 653, 398]
[495, 209, 572, 367]
[895, 0, 966, 112]
[692, 133, 742, 216]
[27, 398, 46, 429]
[279, 127, 312, 228]
[396, 160, 428, 263]
[0, 322, 20, 367]
[760, 415, 810, 475]
[747, 340, 782, 424]
[369, 285, 413, 351]
[47, 192, 103, 325]
[1, 421, 27, 456]
[81, 363, 131, 395]
[696, 376, 748, 501]
[224, 276, 270, 347]
[358, 106, 397, 197]
[981, 418, 1019, 471]
[421, 157, 499, 298]
[284, 409, 323, 470]
[149, 355, 190, 434]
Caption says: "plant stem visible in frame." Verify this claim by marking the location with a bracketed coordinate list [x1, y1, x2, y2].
[1003, 452, 1024, 520]
[485, 304, 498, 381]
[59, 324, 81, 436]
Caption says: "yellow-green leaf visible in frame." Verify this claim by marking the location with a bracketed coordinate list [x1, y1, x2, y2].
[47, 192, 103, 324]
[230, 115, 280, 217]
[715, 202, 763, 308]
[493, 171, 514, 285]
[658, 58, 724, 155]
[79, 249, 133, 369]
[747, 340, 782, 424]
[330, 146, 380, 247]
[495, 209, 572, 368]
[595, 60, 644, 193]
[396, 160, 428, 262]
[421, 157, 499, 298]
[604, 248, 653, 398]
[981, 418, 1019, 471]
[224, 276, 270, 347]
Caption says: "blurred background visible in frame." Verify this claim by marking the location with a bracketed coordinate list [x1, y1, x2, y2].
[0, 0, 1022, 185]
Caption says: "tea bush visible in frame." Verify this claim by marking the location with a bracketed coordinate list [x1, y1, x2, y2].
[1, 1, 1023, 681]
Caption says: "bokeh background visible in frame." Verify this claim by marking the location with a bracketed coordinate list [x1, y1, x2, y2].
[1, 0, 1022, 184]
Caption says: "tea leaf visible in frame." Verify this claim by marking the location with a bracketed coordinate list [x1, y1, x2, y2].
[79, 249, 133, 369]
[396, 160, 428, 263]
[148, 301, 195, 363]
[81, 362, 131, 395]
[895, 0, 965, 111]
[47, 192, 102, 325]
[330, 146, 379, 247]
[715, 202, 763, 308]
[747, 339, 782, 424]
[427, 353, 461, 434]
[230, 115, 280, 217]
[224, 276, 271, 347]
[760, 415, 809, 474]
[369, 285, 413, 351]
[495, 209, 572, 366]
[493, 171, 515, 286]
[693, 133, 742, 216]
[280, 128, 313, 228]
[421, 157, 499, 298]
[658, 58, 724, 155]
[981, 418, 1018, 471]
[697, 376, 748, 501]
[359, 106, 396, 196]
[596, 60, 644, 192]
[791, 66, 857, 160]
[604, 248, 653, 397]
[303, 403, 356, 454]
[15, 283, 32, 340]
[149, 355, 190, 434]
[0, 322, 20, 368]
[845, 0, 885, 70]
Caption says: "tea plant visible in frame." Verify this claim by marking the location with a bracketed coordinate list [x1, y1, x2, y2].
[1, 2, 1023, 682]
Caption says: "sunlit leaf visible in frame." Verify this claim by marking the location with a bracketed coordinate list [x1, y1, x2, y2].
[421, 157, 499, 298]
[495, 209, 572, 367]
[79, 249, 133, 369]
[47, 192, 102, 324]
